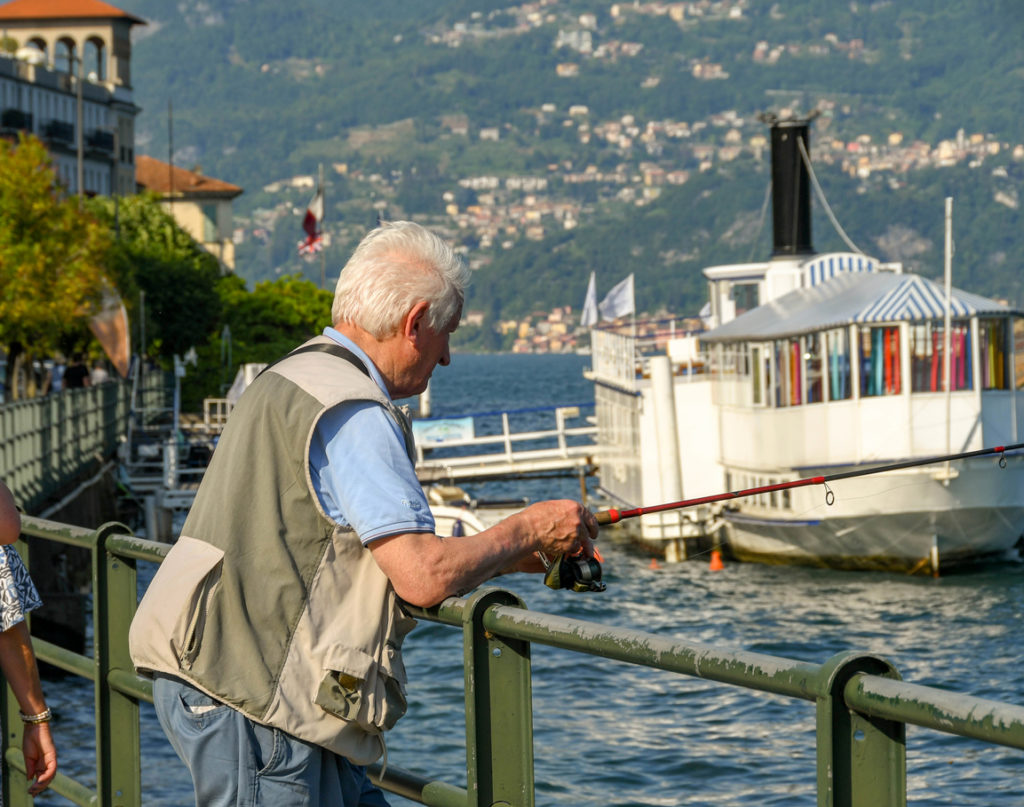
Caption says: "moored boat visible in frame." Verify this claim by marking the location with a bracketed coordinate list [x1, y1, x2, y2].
[587, 116, 1024, 573]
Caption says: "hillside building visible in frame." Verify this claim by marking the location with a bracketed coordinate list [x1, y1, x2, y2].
[135, 155, 243, 272]
[0, 0, 144, 196]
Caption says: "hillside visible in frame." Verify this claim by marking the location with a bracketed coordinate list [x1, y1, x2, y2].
[114, 0, 1024, 322]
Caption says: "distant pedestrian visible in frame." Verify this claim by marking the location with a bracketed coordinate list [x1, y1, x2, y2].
[63, 354, 90, 389]
[89, 361, 110, 386]
[45, 357, 65, 396]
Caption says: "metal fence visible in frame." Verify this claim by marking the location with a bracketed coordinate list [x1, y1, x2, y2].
[5, 516, 1024, 806]
[0, 369, 173, 513]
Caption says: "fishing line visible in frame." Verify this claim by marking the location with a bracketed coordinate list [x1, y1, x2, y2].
[594, 442, 1024, 527]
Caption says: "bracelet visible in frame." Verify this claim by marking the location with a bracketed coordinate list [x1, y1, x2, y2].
[18, 708, 51, 725]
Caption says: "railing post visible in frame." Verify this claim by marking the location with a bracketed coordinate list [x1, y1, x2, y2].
[815, 652, 906, 807]
[462, 588, 534, 807]
[502, 413, 513, 461]
[93, 522, 141, 807]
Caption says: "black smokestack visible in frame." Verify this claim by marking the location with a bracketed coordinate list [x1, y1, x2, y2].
[769, 117, 814, 257]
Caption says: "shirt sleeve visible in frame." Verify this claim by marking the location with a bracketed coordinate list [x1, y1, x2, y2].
[310, 400, 435, 544]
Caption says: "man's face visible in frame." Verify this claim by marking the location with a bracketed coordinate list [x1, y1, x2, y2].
[394, 306, 459, 398]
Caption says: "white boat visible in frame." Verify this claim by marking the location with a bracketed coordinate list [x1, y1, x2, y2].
[587, 117, 1024, 573]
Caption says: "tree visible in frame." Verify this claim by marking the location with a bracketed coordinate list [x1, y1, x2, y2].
[180, 274, 333, 411]
[0, 135, 110, 399]
[87, 193, 223, 362]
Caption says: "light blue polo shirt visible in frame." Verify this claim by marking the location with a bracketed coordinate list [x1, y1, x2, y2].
[308, 328, 435, 544]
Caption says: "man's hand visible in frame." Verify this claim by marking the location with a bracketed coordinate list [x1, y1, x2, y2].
[518, 499, 598, 561]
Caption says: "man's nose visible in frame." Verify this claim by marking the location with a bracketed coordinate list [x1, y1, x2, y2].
[439, 342, 451, 366]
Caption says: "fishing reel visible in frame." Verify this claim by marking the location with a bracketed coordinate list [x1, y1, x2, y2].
[542, 552, 606, 593]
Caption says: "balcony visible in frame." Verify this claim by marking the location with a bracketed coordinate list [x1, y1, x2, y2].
[87, 129, 115, 152]
[43, 120, 75, 143]
[1, 108, 33, 131]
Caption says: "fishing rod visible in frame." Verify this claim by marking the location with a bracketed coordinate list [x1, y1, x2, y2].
[594, 441, 1024, 526]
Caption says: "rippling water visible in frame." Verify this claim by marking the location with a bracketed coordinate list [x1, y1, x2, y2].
[32, 354, 1024, 805]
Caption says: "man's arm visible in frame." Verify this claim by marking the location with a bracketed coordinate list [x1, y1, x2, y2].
[369, 499, 597, 607]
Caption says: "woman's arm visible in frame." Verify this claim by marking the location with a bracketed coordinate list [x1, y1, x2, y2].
[0, 621, 57, 795]
[0, 482, 20, 545]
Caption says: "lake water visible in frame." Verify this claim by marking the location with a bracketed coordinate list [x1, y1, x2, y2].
[33, 353, 1024, 805]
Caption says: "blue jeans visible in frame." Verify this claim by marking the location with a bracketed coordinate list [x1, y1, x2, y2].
[153, 675, 390, 807]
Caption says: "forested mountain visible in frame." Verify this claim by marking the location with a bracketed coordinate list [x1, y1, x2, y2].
[115, 0, 1024, 325]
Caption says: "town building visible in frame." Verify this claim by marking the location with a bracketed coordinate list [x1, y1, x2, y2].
[135, 155, 244, 272]
[0, 0, 144, 197]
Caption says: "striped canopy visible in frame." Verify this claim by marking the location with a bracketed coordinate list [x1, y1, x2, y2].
[703, 271, 1017, 343]
[853, 274, 975, 322]
[805, 252, 878, 287]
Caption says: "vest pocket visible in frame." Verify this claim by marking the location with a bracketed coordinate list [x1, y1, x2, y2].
[314, 645, 408, 733]
[129, 535, 225, 674]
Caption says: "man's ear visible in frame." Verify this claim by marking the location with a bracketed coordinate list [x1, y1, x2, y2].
[403, 301, 431, 342]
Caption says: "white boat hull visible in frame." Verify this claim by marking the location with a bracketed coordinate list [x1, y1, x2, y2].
[722, 458, 1024, 573]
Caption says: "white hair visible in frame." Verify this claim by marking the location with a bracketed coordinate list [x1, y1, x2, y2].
[331, 221, 470, 338]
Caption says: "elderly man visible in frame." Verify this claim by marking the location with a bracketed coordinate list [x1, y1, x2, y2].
[129, 221, 597, 806]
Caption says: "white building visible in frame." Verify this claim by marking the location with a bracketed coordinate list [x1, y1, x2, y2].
[0, 0, 145, 197]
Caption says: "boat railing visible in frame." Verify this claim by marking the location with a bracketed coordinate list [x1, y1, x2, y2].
[590, 327, 709, 391]
[7, 515, 1024, 806]
[200, 397, 233, 432]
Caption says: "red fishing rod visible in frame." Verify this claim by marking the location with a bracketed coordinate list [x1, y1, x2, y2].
[594, 442, 1024, 526]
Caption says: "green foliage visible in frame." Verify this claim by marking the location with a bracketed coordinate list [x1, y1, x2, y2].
[180, 274, 332, 410]
[86, 194, 223, 361]
[0, 135, 110, 392]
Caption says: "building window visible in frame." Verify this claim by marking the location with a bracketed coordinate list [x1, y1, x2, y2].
[85, 38, 106, 81]
[201, 204, 218, 242]
[55, 38, 77, 74]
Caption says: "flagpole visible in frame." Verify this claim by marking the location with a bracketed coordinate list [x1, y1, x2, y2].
[630, 273, 637, 339]
[319, 163, 326, 290]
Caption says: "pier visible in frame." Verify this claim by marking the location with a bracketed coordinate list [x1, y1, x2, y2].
[411, 403, 598, 483]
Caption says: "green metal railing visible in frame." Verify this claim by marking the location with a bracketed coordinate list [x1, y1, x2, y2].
[5, 517, 1024, 806]
[0, 370, 173, 513]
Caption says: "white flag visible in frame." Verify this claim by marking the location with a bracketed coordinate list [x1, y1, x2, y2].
[580, 272, 598, 327]
[598, 273, 635, 321]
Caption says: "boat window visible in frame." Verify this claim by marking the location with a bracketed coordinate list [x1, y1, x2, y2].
[825, 328, 852, 401]
[979, 318, 1009, 390]
[751, 345, 764, 405]
[910, 322, 972, 392]
[859, 326, 901, 397]
[731, 282, 759, 317]
[804, 333, 823, 404]
[773, 338, 802, 406]
[1015, 318, 1024, 389]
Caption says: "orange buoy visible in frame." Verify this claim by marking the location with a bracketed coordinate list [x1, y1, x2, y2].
[709, 550, 724, 571]
[649, 558, 660, 570]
